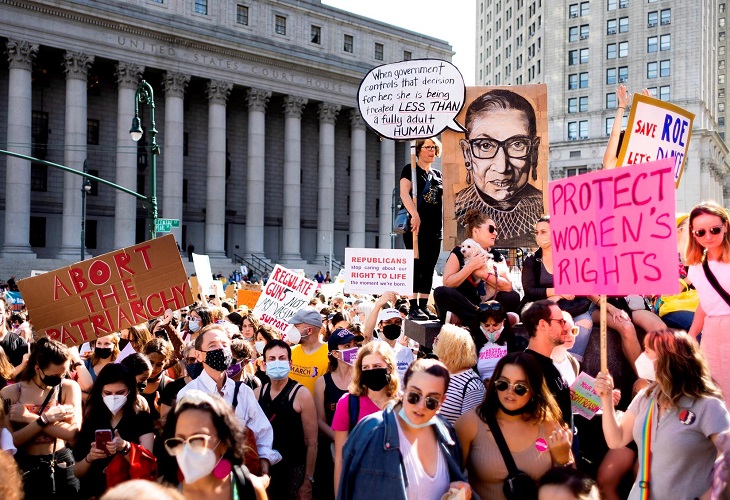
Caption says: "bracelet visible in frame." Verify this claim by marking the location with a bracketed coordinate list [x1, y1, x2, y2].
[617, 106, 625, 109]
[36, 415, 48, 428]
[120, 441, 131, 456]
[84, 455, 92, 463]
[305, 475, 315, 484]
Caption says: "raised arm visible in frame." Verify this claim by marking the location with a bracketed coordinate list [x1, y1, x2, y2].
[603, 85, 631, 169]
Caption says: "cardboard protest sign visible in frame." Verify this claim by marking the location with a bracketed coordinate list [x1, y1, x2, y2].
[441, 85, 549, 249]
[616, 93, 694, 187]
[570, 373, 603, 420]
[357, 59, 466, 140]
[252, 265, 317, 335]
[344, 248, 414, 295]
[17, 234, 194, 347]
[549, 158, 678, 296]
[237, 289, 262, 310]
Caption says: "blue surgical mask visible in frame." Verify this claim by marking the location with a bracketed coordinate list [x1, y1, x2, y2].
[481, 324, 504, 344]
[266, 360, 290, 380]
[398, 408, 438, 429]
[188, 320, 201, 333]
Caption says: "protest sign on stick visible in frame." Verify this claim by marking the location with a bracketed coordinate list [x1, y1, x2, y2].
[252, 265, 317, 336]
[616, 93, 694, 187]
[17, 234, 194, 347]
[345, 248, 414, 296]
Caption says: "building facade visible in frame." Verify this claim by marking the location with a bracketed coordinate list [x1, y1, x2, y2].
[474, 0, 729, 212]
[0, 0, 452, 267]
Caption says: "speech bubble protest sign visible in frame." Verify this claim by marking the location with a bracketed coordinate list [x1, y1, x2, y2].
[549, 158, 678, 296]
[345, 248, 414, 295]
[17, 234, 194, 347]
[252, 265, 317, 336]
[357, 59, 466, 139]
[616, 93, 694, 187]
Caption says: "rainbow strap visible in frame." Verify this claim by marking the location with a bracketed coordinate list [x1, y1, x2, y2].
[639, 397, 656, 500]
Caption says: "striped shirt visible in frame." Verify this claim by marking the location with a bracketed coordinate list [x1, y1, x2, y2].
[440, 369, 486, 425]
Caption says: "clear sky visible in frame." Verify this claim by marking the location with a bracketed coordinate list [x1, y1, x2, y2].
[321, 0, 476, 85]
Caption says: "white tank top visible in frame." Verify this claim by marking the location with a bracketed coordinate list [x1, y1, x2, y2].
[477, 342, 508, 381]
[396, 418, 451, 500]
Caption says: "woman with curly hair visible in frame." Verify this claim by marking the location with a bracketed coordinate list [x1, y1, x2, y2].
[161, 390, 267, 499]
[241, 311, 261, 343]
[596, 329, 730, 500]
[455, 352, 573, 499]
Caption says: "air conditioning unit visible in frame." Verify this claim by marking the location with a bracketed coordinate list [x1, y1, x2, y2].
[661, 20, 670, 25]
[618, 77, 627, 82]
[580, 35, 589, 40]
[648, 22, 657, 27]
[569, 137, 577, 141]
[570, 13, 578, 18]
[608, 29, 617, 34]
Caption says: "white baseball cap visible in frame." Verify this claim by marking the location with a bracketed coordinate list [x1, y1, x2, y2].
[377, 308, 401, 323]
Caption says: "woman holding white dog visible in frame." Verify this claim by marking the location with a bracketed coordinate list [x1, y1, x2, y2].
[434, 209, 521, 329]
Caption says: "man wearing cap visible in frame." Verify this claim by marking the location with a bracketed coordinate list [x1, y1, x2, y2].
[362, 292, 415, 381]
[288, 308, 329, 394]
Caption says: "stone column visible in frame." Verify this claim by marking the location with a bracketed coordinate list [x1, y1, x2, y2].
[205, 80, 232, 258]
[114, 62, 144, 249]
[1, 40, 38, 256]
[245, 88, 271, 255]
[163, 72, 190, 245]
[349, 110, 367, 248]
[57, 51, 94, 257]
[316, 102, 340, 260]
[281, 95, 308, 262]
[379, 139, 396, 248]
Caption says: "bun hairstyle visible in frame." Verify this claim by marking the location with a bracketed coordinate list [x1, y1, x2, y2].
[464, 209, 492, 238]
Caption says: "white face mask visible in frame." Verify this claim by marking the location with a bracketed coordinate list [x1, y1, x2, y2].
[254, 341, 266, 354]
[103, 394, 128, 415]
[176, 444, 219, 484]
[635, 352, 656, 381]
[481, 324, 504, 344]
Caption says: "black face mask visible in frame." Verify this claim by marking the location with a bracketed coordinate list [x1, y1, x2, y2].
[204, 348, 233, 372]
[95, 347, 113, 359]
[360, 368, 391, 391]
[137, 381, 148, 392]
[382, 324, 402, 341]
[40, 371, 63, 388]
[186, 362, 204, 379]
[498, 399, 535, 416]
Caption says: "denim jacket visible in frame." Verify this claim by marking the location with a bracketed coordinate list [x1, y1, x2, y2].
[337, 402, 468, 500]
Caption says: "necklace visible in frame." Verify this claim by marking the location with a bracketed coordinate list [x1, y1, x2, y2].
[32, 377, 47, 392]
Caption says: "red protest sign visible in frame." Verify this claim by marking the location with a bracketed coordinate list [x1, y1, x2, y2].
[18, 234, 194, 347]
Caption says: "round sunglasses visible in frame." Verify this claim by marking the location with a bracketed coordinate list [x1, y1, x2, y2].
[405, 391, 441, 410]
[494, 380, 530, 396]
[692, 226, 724, 237]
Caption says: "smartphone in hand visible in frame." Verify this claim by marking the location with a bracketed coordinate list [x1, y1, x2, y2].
[95, 429, 113, 455]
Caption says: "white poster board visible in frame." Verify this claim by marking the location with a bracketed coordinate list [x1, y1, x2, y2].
[252, 265, 318, 336]
[192, 253, 213, 296]
[344, 248, 414, 295]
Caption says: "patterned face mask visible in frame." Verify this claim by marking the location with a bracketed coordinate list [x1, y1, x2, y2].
[204, 348, 233, 372]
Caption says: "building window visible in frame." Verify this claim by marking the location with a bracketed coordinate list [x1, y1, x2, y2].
[648, 11, 658, 27]
[607, 0, 617, 11]
[606, 117, 615, 136]
[619, 17, 629, 32]
[374, 43, 384, 60]
[32, 111, 48, 160]
[659, 85, 670, 101]
[403, 50, 412, 60]
[568, 121, 578, 139]
[580, 72, 589, 88]
[721, 32, 727, 42]
[344, 34, 354, 53]
[606, 92, 617, 108]
[619, 41, 628, 57]
[194, 0, 207, 15]
[569, 50, 578, 65]
[580, 24, 589, 39]
[566, 167, 589, 177]
[619, 0, 628, 7]
[236, 5, 248, 25]
[648, 36, 658, 53]
[569, 73, 578, 89]
[660, 59, 670, 77]
[580, 48, 589, 63]
[660, 8, 671, 25]
[275, 15, 286, 35]
[31, 164, 47, 192]
[607, 19, 617, 35]
[660, 34, 670, 50]
[309, 25, 321, 44]
[568, 97, 578, 113]
[581, 1, 590, 15]
[87, 119, 99, 145]
[607, 43, 617, 59]
[618, 66, 628, 82]
[183, 132, 188, 156]
[579, 120, 588, 139]
[569, 26, 578, 42]
[647, 61, 658, 78]
[569, 3, 579, 17]
[579, 96, 588, 111]
[607, 68, 617, 84]
[29, 217, 46, 248]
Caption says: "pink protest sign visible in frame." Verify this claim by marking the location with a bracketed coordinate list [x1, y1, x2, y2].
[549, 158, 678, 296]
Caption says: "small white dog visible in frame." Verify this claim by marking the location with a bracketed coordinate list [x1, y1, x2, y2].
[460, 238, 510, 285]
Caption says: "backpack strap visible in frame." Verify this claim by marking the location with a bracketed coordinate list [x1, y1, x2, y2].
[348, 393, 360, 432]
[484, 412, 520, 476]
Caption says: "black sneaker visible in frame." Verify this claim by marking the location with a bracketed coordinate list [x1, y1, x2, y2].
[407, 308, 429, 321]
[422, 309, 438, 321]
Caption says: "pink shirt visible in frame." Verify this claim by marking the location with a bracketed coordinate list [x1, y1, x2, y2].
[331, 393, 381, 431]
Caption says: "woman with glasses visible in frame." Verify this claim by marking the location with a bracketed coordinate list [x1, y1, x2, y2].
[161, 390, 267, 499]
[3, 338, 81, 498]
[184, 306, 214, 341]
[338, 359, 472, 499]
[454, 352, 573, 500]
[474, 301, 526, 383]
[687, 201, 730, 396]
[434, 208, 521, 328]
[455, 88, 544, 248]
[399, 137, 443, 321]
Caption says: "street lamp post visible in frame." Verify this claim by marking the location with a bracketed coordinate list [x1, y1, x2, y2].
[129, 80, 159, 241]
[80, 159, 92, 261]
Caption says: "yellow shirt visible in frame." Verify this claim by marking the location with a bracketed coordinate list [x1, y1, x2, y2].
[290, 343, 329, 394]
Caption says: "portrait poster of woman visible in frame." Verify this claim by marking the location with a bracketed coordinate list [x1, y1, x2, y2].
[442, 85, 549, 250]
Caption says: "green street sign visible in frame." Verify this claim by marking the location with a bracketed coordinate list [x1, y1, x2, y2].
[155, 218, 180, 232]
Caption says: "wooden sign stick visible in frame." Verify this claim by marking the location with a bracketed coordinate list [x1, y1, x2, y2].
[600, 294, 608, 373]
[410, 140, 419, 259]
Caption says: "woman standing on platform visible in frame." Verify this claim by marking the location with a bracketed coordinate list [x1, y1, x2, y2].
[400, 137, 443, 321]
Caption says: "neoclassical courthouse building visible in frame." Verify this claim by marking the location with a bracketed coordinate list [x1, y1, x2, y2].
[0, 0, 452, 268]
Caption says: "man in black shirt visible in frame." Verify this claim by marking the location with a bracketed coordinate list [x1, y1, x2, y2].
[522, 299, 573, 429]
[0, 297, 28, 377]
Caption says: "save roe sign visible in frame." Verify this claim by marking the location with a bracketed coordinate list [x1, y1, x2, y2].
[18, 235, 194, 347]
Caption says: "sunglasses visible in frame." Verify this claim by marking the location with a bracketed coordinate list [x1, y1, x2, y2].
[570, 326, 580, 336]
[692, 226, 724, 237]
[164, 434, 219, 456]
[405, 391, 441, 410]
[487, 224, 497, 234]
[494, 380, 530, 396]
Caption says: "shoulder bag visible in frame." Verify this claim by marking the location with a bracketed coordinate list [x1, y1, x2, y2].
[393, 169, 431, 235]
[702, 259, 730, 308]
[484, 412, 538, 500]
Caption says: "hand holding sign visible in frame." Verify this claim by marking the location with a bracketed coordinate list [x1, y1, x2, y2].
[357, 59, 466, 140]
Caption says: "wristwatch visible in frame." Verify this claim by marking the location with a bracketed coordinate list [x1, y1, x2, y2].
[36, 415, 49, 428]
[306, 475, 315, 484]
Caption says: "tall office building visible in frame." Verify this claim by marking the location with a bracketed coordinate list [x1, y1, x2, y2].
[475, 0, 728, 211]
